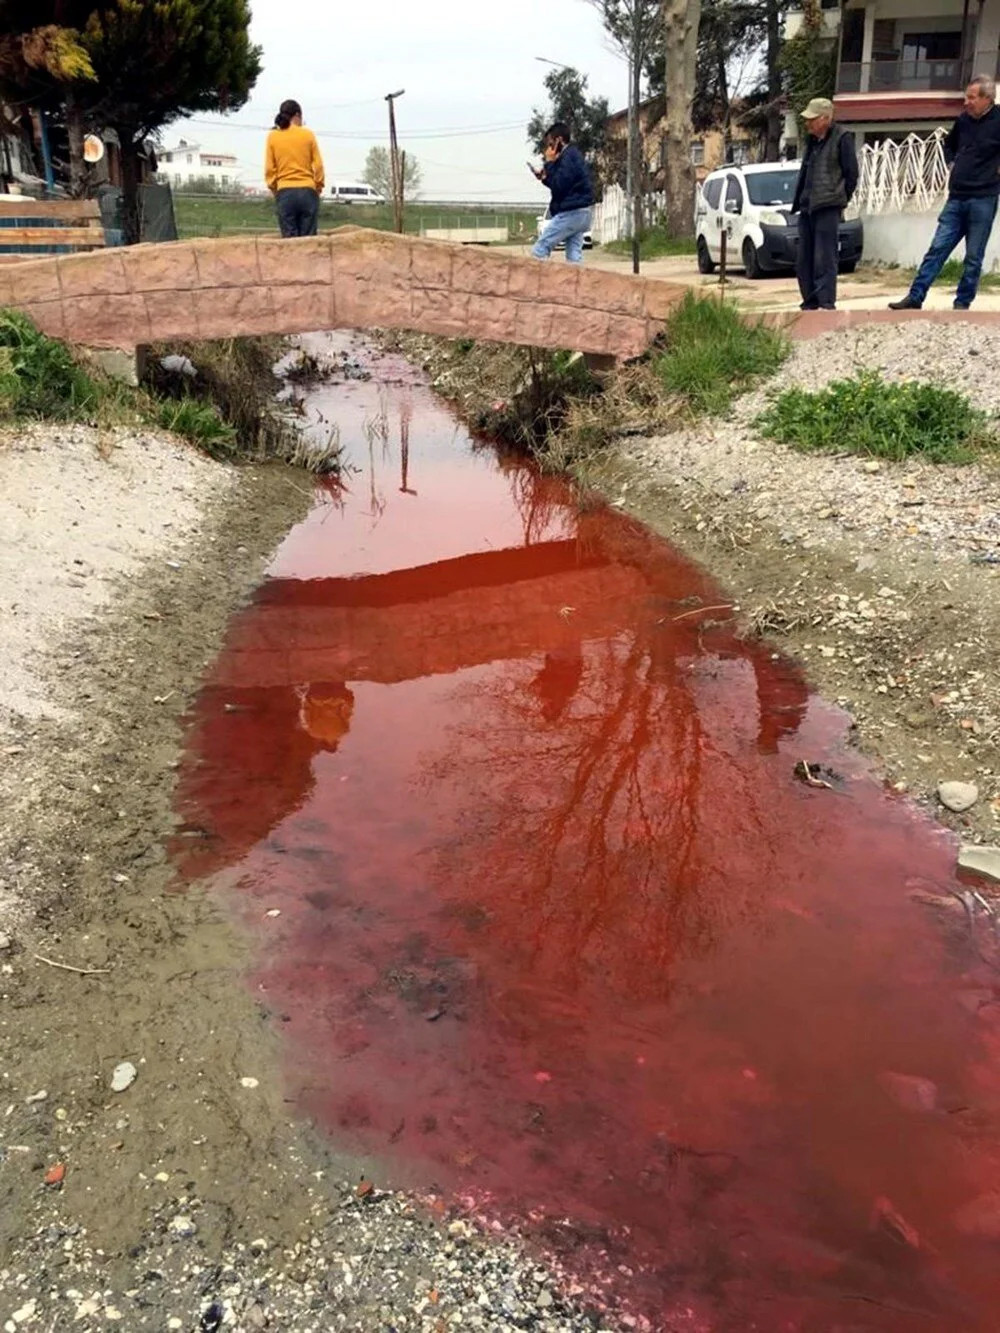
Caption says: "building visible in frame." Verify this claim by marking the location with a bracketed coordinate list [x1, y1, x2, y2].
[783, 0, 1000, 151]
[159, 139, 241, 190]
[603, 98, 760, 189]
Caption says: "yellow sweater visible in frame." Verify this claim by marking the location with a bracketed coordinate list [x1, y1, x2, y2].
[265, 126, 325, 194]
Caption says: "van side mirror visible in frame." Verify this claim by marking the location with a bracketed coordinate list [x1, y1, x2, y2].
[725, 197, 742, 215]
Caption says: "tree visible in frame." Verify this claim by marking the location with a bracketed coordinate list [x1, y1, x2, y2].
[778, 0, 837, 120]
[76, 0, 261, 242]
[586, 0, 661, 270]
[527, 66, 609, 181]
[661, 0, 703, 236]
[0, 4, 97, 194]
[362, 145, 421, 202]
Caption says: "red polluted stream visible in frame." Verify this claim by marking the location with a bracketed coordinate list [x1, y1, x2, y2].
[173, 336, 1000, 1331]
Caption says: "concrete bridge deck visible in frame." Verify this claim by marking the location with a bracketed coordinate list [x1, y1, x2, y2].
[0, 226, 688, 361]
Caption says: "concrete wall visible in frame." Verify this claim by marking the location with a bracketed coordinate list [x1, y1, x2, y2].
[0, 227, 686, 362]
[860, 208, 1000, 270]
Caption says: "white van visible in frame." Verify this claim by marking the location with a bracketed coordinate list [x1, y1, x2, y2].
[330, 182, 384, 205]
[694, 162, 863, 279]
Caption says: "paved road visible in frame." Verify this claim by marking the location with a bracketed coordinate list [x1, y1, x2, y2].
[501, 244, 1000, 315]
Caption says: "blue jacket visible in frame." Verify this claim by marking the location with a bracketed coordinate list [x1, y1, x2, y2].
[541, 144, 593, 215]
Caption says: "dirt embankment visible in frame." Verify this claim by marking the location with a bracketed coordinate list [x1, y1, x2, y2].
[391, 324, 1000, 857]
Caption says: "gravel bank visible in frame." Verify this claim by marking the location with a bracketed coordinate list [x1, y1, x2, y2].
[611, 319, 1000, 846]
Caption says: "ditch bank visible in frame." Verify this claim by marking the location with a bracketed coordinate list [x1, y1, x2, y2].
[389, 321, 1000, 856]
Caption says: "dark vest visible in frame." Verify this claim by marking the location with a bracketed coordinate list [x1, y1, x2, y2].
[806, 125, 848, 210]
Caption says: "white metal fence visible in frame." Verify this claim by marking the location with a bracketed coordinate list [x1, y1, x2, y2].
[853, 128, 950, 216]
[591, 183, 669, 244]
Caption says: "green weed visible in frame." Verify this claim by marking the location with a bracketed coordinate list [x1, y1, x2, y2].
[655, 293, 789, 415]
[755, 370, 995, 463]
[153, 395, 237, 456]
[932, 258, 1000, 289]
[603, 229, 697, 260]
[0, 308, 100, 419]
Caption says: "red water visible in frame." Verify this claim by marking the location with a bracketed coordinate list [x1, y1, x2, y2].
[174, 336, 1000, 1331]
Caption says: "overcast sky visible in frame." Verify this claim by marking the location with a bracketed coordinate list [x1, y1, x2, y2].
[170, 0, 630, 202]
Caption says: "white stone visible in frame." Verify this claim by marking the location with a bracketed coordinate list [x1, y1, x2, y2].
[168, 1215, 197, 1238]
[958, 845, 1000, 884]
[110, 1062, 137, 1093]
[938, 781, 979, 813]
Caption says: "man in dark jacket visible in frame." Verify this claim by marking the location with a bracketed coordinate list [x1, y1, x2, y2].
[792, 97, 859, 310]
[531, 122, 594, 264]
[889, 75, 1000, 311]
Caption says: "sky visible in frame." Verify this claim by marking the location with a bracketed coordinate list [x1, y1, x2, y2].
[168, 0, 631, 202]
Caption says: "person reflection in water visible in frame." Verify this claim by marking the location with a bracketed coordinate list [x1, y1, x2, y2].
[531, 645, 584, 723]
[297, 683, 355, 748]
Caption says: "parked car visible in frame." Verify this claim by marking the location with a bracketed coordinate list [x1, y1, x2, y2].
[331, 182, 385, 205]
[535, 211, 594, 251]
[694, 163, 864, 279]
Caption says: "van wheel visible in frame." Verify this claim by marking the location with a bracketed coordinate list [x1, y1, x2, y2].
[742, 238, 764, 280]
[696, 237, 715, 274]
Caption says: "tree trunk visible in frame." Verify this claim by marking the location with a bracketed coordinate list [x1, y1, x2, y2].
[764, 0, 783, 160]
[663, 0, 702, 236]
[119, 136, 142, 245]
[65, 90, 87, 199]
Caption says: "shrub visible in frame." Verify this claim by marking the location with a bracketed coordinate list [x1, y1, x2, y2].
[0, 309, 99, 419]
[656, 293, 789, 414]
[755, 370, 995, 463]
[154, 396, 237, 456]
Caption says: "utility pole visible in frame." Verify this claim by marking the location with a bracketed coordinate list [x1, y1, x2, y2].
[630, 1, 642, 275]
[385, 89, 405, 233]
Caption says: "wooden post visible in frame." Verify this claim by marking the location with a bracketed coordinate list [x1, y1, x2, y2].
[719, 224, 729, 287]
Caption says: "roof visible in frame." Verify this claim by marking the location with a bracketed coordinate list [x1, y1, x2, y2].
[706, 161, 801, 176]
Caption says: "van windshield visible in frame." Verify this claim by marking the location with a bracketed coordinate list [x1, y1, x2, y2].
[744, 169, 798, 206]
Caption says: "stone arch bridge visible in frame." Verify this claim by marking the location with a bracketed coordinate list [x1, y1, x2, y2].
[0, 226, 686, 361]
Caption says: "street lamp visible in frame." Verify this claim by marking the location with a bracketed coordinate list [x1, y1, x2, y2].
[385, 89, 406, 233]
[535, 56, 573, 69]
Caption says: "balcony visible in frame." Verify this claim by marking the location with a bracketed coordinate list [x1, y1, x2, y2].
[837, 49, 1000, 95]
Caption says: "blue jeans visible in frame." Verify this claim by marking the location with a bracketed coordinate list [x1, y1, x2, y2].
[910, 195, 999, 306]
[276, 187, 320, 238]
[532, 207, 593, 263]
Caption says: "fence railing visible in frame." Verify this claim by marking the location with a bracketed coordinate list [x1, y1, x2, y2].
[591, 183, 669, 245]
[853, 127, 950, 215]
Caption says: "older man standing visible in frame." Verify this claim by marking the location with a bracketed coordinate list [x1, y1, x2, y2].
[792, 97, 859, 310]
[889, 75, 1000, 311]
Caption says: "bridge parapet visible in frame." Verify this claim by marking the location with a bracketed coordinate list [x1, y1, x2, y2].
[0, 227, 685, 361]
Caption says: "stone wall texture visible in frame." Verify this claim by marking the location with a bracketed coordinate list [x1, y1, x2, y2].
[0, 227, 686, 360]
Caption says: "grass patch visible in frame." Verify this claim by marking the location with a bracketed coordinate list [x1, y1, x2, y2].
[0, 309, 102, 419]
[603, 229, 697, 260]
[755, 370, 995, 463]
[932, 258, 1000, 289]
[655, 293, 789, 415]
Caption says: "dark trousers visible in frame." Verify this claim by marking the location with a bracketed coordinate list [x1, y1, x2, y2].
[276, 187, 320, 238]
[909, 195, 999, 307]
[797, 206, 841, 309]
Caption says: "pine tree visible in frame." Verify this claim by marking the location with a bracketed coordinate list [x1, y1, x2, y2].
[79, 0, 262, 241]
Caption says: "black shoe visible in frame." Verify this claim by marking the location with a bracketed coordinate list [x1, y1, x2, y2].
[953, 301, 970, 311]
[888, 296, 922, 310]
[800, 302, 818, 311]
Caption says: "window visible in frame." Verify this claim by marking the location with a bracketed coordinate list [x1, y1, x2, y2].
[702, 176, 724, 209]
[187, 154, 193, 164]
[729, 142, 750, 166]
[163, 152, 172, 163]
[690, 141, 705, 166]
[744, 169, 799, 205]
[901, 31, 962, 63]
[724, 174, 743, 212]
[221, 176, 229, 185]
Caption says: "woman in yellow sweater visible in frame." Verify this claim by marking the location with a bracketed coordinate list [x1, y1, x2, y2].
[265, 100, 325, 237]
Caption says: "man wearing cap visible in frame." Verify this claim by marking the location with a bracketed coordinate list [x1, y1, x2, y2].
[791, 98, 859, 310]
[889, 75, 1000, 312]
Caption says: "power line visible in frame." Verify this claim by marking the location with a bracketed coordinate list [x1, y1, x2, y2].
[183, 117, 528, 141]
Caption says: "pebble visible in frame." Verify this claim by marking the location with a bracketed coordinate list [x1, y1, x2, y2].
[110, 1062, 137, 1093]
[0, 933, 11, 951]
[863, 460, 881, 474]
[240, 1077, 259, 1089]
[25, 1090, 47, 1104]
[958, 844, 1000, 883]
[168, 1215, 197, 1238]
[938, 781, 980, 813]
